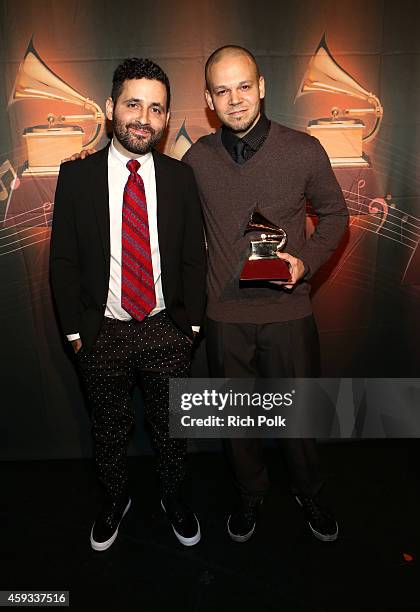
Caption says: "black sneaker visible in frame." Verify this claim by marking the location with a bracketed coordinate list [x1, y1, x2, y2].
[295, 495, 338, 542]
[161, 498, 201, 546]
[90, 494, 131, 551]
[227, 496, 263, 543]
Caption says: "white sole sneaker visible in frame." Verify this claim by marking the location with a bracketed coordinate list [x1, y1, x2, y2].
[90, 498, 131, 552]
[227, 515, 255, 543]
[295, 495, 338, 542]
[227, 497, 263, 543]
[161, 500, 201, 546]
[308, 521, 338, 542]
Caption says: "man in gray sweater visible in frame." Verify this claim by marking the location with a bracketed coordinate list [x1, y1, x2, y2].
[183, 45, 348, 543]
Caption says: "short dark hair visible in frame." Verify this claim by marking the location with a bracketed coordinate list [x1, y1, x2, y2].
[111, 57, 171, 109]
[205, 45, 260, 89]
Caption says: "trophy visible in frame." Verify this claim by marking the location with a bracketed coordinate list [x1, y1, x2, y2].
[8, 38, 104, 176]
[295, 35, 383, 167]
[240, 208, 291, 282]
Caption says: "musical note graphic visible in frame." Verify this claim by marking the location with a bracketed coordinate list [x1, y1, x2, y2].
[43, 202, 53, 227]
[400, 213, 409, 244]
[356, 179, 365, 215]
[0, 160, 19, 202]
[310, 175, 420, 292]
[0, 200, 54, 257]
[368, 197, 388, 233]
[343, 182, 420, 251]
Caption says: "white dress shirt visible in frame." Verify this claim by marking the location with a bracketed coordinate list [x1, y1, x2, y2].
[105, 141, 165, 320]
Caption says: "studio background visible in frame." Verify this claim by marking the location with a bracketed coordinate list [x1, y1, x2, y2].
[1, 0, 419, 459]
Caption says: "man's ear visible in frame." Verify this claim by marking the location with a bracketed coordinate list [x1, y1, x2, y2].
[105, 97, 114, 122]
[258, 75, 265, 100]
[165, 110, 170, 128]
[205, 90, 215, 111]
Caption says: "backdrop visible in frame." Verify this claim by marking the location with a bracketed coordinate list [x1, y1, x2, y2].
[1, 0, 420, 459]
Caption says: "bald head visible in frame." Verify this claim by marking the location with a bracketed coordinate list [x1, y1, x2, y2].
[204, 45, 265, 137]
[205, 45, 260, 89]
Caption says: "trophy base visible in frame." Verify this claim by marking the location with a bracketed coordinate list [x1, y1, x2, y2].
[240, 258, 291, 282]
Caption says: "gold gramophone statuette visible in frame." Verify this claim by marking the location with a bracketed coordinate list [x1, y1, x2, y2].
[240, 208, 291, 282]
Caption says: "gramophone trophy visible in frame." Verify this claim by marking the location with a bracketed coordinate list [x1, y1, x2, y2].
[8, 38, 104, 176]
[295, 35, 383, 167]
[240, 208, 291, 282]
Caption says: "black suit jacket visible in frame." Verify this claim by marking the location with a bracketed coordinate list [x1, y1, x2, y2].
[50, 144, 207, 351]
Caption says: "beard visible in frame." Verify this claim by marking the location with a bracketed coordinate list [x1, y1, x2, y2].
[113, 119, 164, 154]
[224, 107, 260, 135]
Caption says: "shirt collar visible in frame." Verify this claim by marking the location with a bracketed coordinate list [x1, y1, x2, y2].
[242, 113, 270, 151]
[109, 138, 153, 170]
[221, 113, 270, 156]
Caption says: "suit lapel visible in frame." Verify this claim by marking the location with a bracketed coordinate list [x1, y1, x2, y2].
[90, 145, 111, 265]
[153, 149, 170, 259]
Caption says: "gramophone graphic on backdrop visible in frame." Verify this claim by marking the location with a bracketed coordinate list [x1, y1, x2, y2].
[2, 37, 419, 285]
[2, 37, 105, 253]
[8, 37, 104, 176]
[295, 35, 383, 168]
[294, 35, 420, 286]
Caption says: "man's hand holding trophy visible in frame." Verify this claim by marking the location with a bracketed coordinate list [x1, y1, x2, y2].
[240, 207, 305, 289]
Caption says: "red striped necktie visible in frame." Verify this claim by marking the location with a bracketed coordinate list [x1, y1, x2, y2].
[121, 158, 156, 320]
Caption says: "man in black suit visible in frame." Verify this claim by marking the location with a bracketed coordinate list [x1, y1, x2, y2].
[50, 58, 206, 551]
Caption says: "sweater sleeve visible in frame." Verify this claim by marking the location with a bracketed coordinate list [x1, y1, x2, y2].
[297, 137, 349, 279]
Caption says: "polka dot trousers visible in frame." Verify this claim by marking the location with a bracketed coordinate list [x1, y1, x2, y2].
[76, 310, 192, 502]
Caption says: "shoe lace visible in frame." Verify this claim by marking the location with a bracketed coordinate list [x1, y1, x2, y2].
[164, 499, 190, 525]
[101, 501, 125, 527]
[172, 509, 187, 524]
[302, 496, 326, 522]
[239, 497, 262, 521]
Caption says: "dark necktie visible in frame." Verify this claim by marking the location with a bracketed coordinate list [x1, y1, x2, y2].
[121, 159, 156, 320]
[234, 139, 246, 164]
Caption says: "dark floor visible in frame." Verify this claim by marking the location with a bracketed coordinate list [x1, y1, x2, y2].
[3, 441, 420, 611]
